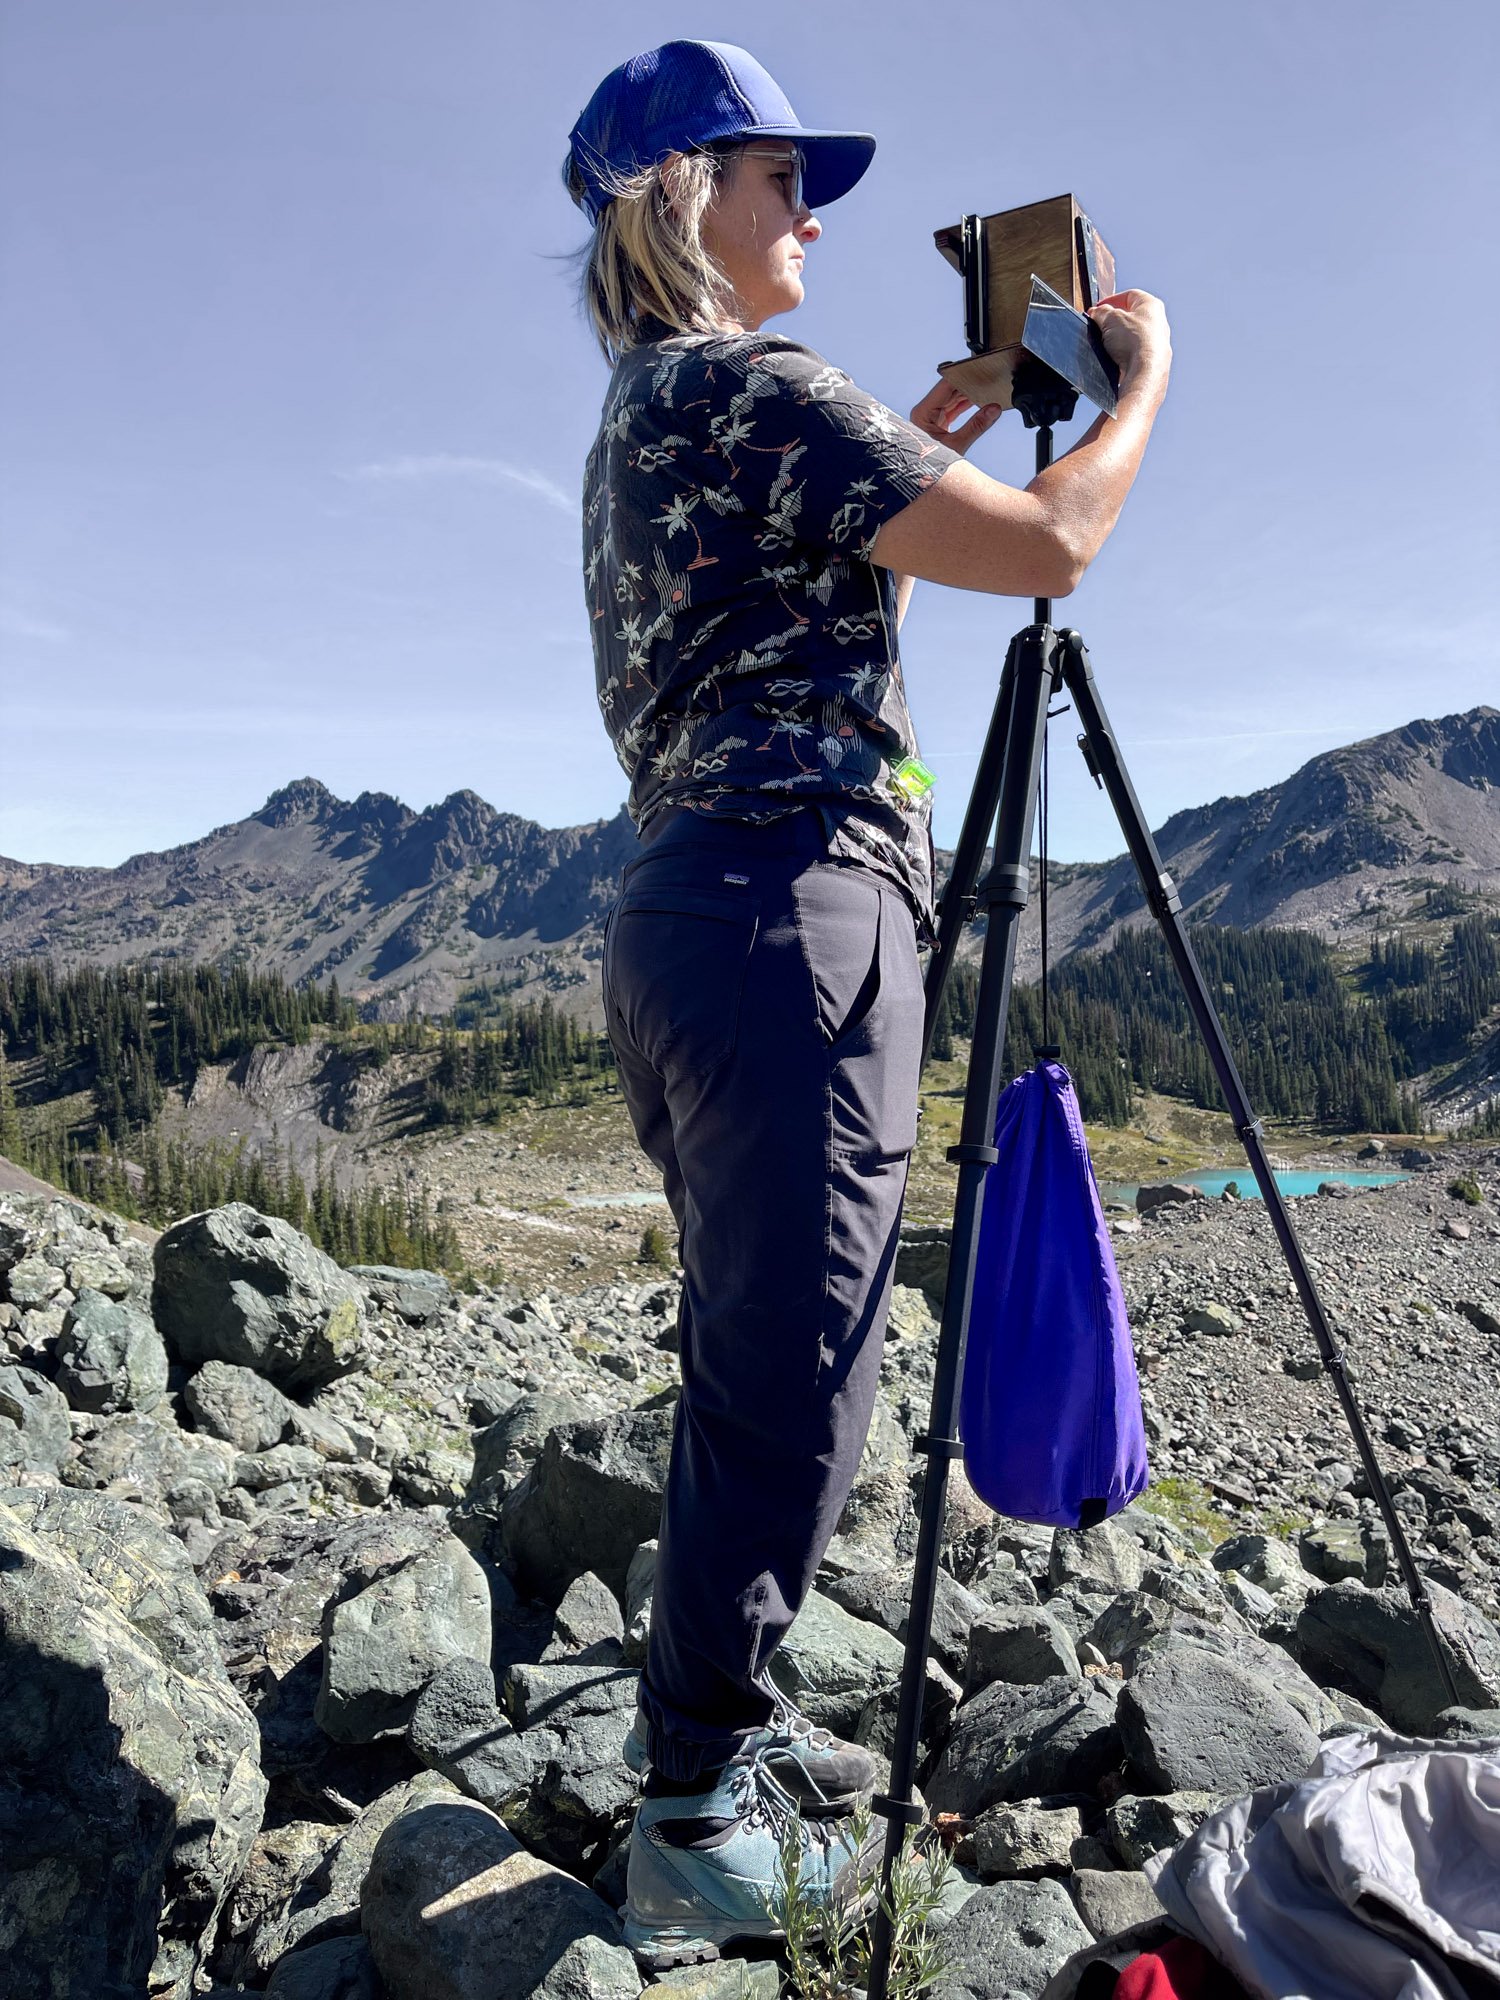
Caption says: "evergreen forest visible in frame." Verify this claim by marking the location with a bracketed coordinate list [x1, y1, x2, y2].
[1, 908, 1497, 1269]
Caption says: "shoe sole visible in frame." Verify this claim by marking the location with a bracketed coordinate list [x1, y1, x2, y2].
[622, 1863, 882, 1970]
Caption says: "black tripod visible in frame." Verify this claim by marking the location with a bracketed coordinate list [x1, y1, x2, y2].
[864, 370, 1460, 2000]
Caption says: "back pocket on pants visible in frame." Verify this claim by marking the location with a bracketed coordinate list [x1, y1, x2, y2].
[606, 887, 761, 1077]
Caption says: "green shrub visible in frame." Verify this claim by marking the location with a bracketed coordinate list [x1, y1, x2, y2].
[638, 1223, 675, 1269]
[1448, 1175, 1483, 1206]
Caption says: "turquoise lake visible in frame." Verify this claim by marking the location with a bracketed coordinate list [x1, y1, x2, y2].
[1102, 1167, 1410, 1205]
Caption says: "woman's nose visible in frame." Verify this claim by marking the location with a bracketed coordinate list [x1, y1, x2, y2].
[796, 209, 821, 243]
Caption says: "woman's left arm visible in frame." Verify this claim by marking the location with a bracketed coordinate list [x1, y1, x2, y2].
[894, 383, 1002, 627]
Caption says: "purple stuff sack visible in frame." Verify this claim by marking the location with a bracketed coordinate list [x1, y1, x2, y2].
[959, 1058, 1148, 1528]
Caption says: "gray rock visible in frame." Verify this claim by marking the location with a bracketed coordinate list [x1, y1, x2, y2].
[64, 1245, 133, 1299]
[825, 1565, 984, 1679]
[1135, 1183, 1207, 1216]
[0, 1499, 266, 2000]
[1434, 1705, 1500, 1741]
[207, 1510, 467, 1776]
[216, 1818, 346, 1982]
[62, 1404, 239, 1502]
[1105, 1791, 1220, 1868]
[969, 1800, 1081, 1878]
[1296, 1578, 1500, 1731]
[0, 1362, 71, 1476]
[623, 1539, 655, 1666]
[53, 1291, 168, 1413]
[544, 1569, 626, 1662]
[1069, 1869, 1163, 1940]
[1456, 1300, 1500, 1339]
[226, 1771, 457, 1980]
[1117, 1643, 1320, 1794]
[645, 1961, 779, 2000]
[1049, 1521, 1145, 1595]
[926, 1675, 1123, 1816]
[417, 1655, 640, 1871]
[1300, 1520, 1390, 1587]
[965, 1605, 1081, 1692]
[317, 1534, 493, 1743]
[1211, 1532, 1308, 1596]
[476, 1390, 591, 1486]
[1, 1483, 225, 1684]
[935, 1876, 1093, 2000]
[361, 1796, 640, 2000]
[395, 1441, 475, 1508]
[236, 1441, 329, 1491]
[767, 1586, 906, 1737]
[499, 1404, 674, 1601]
[265, 1934, 385, 2000]
[153, 1202, 364, 1390]
[1182, 1303, 1241, 1337]
[5, 1251, 65, 1309]
[186, 1356, 300, 1451]
[350, 1263, 456, 1323]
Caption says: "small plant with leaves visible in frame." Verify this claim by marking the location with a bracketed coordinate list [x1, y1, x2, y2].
[1447, 1175, 1483, 1206]
[774, 1807, 952, 2000]
[638, 1222, 676, 1269]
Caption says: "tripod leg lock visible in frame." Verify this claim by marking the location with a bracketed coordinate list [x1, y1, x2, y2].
[979, 862, 1031, 910]
[947, 1142, 1000, 1168]
[1237, 1118, 1266, 1143]
[914, 1432, 964, 1459]
[872, 1794, 925, 1828]
[1147, 871, 1183, 919]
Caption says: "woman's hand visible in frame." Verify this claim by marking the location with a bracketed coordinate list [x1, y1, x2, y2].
[908, 380, 1003, 457]
[1087, 290, 1172, 399]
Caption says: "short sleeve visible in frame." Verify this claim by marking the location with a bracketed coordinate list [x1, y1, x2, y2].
[698, 337, 960, 558]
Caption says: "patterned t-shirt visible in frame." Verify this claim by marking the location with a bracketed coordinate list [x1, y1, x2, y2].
[582, 322, 960, 927]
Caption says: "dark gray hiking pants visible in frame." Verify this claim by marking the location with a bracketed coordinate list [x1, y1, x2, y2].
[602, 806, 924, 1782]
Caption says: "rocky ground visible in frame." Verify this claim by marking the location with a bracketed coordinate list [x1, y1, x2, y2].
[1, 1150, 1498, 1999]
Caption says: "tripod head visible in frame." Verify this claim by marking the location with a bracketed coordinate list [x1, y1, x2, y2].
[1010, 354, 1079, 432]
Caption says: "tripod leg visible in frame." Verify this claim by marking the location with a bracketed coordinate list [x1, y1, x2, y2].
[1056, 629, 1460, 1708]
[921, 636, 1020, 1059]
[866, 625, 1057, 2000]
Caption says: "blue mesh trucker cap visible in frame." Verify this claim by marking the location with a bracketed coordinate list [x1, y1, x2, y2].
[567, 40, 876, 224]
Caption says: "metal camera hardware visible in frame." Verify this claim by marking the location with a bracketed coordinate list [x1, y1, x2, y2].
[933, 194, 1119, 418]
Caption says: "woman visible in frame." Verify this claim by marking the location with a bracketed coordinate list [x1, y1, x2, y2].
[564, 39, 1171, 1967]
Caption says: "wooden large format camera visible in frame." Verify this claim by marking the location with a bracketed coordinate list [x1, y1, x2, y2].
[934, 194, 1116, 413]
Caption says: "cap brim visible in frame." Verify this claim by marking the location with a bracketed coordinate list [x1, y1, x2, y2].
[735, 126, 876, 209]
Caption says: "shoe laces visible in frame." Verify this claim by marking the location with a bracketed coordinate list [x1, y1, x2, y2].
[726, 1750, 840, 1858]
[764, 1684, 837, 1753]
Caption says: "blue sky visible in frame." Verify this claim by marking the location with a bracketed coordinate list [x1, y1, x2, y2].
[2, 0, 1496, 868]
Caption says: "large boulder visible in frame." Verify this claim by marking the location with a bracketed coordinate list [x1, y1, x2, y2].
[153, 1203, 364, 1390]
[0, 1363, 70, 1476]
[2, 1484, 225, 1685]
[361, 1796, 640, 2000]
[186, 1357, 302, 1452]
[411, 1655, 640, 1872]
[62, 1407, 238, 1504]
[1295, 1579, 1500, 1731]
[1117, 1643, 1320, 1795]
[823, 1565, 984, 1680]
[768, 1587, 906, 1737]
[315, 1532, 493, 1745]
[498, 1404, 674, 1601]
[926, 1675, 1123, 1816]
[965, 1604, 1081, 1692]
[934, 1876, 1093, 2000]
[53, 1290, 169, 1414]
[219, 1771, 456, 1982]
[207, 1510, 472, 1775]
[0, 1499, 266, 2000]
[264, 1935, 385, 2000]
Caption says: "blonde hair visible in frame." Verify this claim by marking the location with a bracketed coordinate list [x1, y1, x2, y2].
[563, 146, 740, 363]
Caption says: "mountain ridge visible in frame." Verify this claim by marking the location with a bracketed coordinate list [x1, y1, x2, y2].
[1, 706, 1496, 1015]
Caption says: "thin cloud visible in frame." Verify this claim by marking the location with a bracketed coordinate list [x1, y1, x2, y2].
[0, 603, 70, 644]
[341, 454, 573, 512]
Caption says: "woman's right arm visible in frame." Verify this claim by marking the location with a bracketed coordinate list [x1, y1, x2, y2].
[869, 290, 1172, 601]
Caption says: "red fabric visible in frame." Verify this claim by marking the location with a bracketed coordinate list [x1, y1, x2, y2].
[1114, 1935, 1253, 2000]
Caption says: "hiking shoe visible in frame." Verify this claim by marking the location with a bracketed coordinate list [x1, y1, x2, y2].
[622, 1747, 885, 1969]
[621, 1684, 879, 1814]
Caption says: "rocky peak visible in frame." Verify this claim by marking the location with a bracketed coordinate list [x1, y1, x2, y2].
[256, 778, 339, 828]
